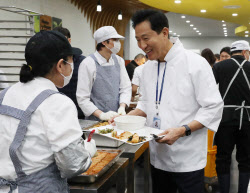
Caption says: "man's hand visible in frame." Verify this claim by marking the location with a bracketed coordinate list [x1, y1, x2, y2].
[118, 106, 126, 115]
[99, 111, 119, 121]
[156, 126, 185, 145]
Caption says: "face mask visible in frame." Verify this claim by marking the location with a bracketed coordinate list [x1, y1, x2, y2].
[60, 61, 74, 87]
[106, 40, 121, 54]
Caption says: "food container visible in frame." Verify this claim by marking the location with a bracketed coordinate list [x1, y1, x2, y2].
[80, 120, 124, 147]
[114, 115, 146, 131]
[68, 149, 123, 183]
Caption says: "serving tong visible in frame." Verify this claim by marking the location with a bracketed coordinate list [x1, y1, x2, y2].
[151, 134, 165, 140]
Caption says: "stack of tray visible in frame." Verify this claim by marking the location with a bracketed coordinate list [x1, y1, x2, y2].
[79, 119, 124, 147]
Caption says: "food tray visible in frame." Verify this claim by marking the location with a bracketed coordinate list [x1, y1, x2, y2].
[85, 125, 163, 146]
[68, 149, 123, 183]
[82, 121, 124, 147]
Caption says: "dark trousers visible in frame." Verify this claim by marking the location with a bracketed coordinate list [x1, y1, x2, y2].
[151, 165, 204, 193]
[215, 123, 250, 174]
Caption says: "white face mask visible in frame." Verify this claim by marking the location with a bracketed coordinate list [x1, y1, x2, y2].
[60, 61, 74, 87]
[106, 40, 121, 54]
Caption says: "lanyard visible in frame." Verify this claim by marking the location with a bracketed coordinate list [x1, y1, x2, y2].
[156, 61, 167, 112]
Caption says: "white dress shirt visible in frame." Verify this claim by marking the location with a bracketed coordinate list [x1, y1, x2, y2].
[0, 77, 83, 186]
[132, 64, 144, 87]
[77, 51, 131, 117]
[137, 38, 224, 172]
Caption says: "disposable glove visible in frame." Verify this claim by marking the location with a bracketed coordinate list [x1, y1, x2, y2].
[84, 139, 97, 157]
[118, 106, 126, 115]
[99, 111, 119, 121]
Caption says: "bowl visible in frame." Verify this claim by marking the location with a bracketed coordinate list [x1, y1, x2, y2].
[114, 115, 146, 131]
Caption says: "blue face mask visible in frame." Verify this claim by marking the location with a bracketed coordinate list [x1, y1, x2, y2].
[60, 60, 74, 87]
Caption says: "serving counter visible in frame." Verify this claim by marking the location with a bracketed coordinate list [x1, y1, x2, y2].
[69, 158, 129, 193]
[74, 119, 151, 193]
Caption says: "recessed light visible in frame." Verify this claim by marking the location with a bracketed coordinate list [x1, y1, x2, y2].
[198, 33, 202, 35]
[224, 5, 241, 9]
[200, 9, 206, 13]
[186, 20, 190, 23]
[222, 20, 225, 22]
[232, 13, 238, 16]
[223, 24, 226, 26]
[181, 16, 186, 18]
[177, 35, 180, 37]
[175, 0, 181, 3]
[196, 31, 199, 32]
[224, 30, 227, 32]
[223, 28, 227, 30]
[174, 33, 176, 35]
[193, 28, 197, 30]
[245, 35, 249, 37]
[245, 31, 249, 34]
[190, 24, 194, 27]
[170, 31, 173, 33]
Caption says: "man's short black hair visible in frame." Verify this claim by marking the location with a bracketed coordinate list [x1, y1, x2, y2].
[53, 27, 71, 39]
[220, 47, 231, 55]
[131, 9, 169, 34]
[96, 40, 109, 51]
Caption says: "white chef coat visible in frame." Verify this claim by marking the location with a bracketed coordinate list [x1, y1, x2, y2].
[137, 38, 223, 172]
[77, 51, 131, 117]
[0, 77, 82, 187]
[132, 64, 145, 87]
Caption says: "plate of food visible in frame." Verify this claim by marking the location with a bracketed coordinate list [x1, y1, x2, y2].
[85, 125, 163, 145]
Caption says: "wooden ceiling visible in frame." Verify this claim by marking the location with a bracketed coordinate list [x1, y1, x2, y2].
[69, 0, 155, 36]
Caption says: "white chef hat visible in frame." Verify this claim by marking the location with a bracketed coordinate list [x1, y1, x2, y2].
[231, 40, 250, 52]
[94, 26, 124, 44]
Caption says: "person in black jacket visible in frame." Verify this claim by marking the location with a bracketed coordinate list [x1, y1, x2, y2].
[53, 27, 85, 119]
[126, 53, 146, 80]
[213, 40, 250, 193]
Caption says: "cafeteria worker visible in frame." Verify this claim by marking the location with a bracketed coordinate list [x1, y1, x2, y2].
[0, 31, 96, 193]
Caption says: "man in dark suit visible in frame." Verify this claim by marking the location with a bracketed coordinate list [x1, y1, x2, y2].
[126, 53, 146, 80]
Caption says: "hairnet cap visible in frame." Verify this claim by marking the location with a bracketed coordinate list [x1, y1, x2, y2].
[25, 30, 82, 66]
[94, 26, 124, 44]
[231, 40, 250, 52]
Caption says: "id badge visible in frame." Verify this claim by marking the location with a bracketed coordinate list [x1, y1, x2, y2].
[152, 115, 161, 129]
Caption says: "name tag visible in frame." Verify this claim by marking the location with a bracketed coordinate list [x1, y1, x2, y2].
[152, 115, 161, 129]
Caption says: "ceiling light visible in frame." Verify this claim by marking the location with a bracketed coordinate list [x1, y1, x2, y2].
[193, 28, 197, 30]
[177, 35, 180, 37]
[190, 24, 194, 27]
[174, 33, 176, 35]
[186, 20, 190, 23]
[196, 31, 199, 32]
[170, 30, 173, 33]
[245, 35, 249, 37]
[118, 10, 122, 20]
[224, 5, 241, 9]
[175, 0, 181, 3]
[224, 30, 227, 32]
[97, 0, 102, 12]
[181, 16, 186, 18]
[245, 31, 249, 34]
[200, 9, 206, 13]
[223, 24, 226, 26]
[222, 20, 225, 22]
[232, 13, 238, 16]
[198, 33, 202, 35]
[223, 28, 227, 30]
[225, 35, 228, 37]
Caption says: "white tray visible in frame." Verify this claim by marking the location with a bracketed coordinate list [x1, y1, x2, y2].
[85, 125, 163, 145]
